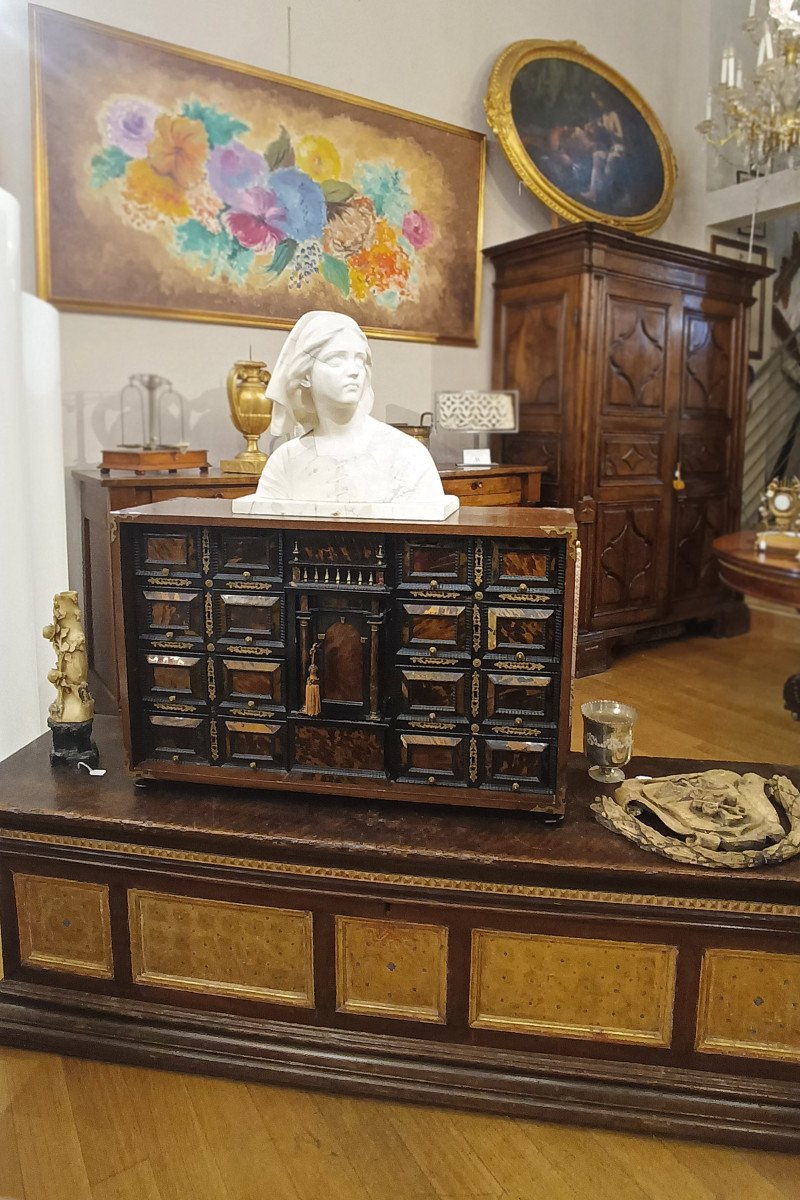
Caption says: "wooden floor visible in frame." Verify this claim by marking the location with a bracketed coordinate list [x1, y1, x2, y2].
[2, 609, 799, 1200]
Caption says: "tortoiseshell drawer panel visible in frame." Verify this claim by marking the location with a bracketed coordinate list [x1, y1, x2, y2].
[485, 540, 562, 592]
[218, 657, 285, 712]
[138, 652, 207, 705]
[219, 719, 286, 770]
[484, 671, 559, 726]
[142, 713, 209, 764]
[484, 605, 560, 659]
[397, 731, 469, 786]
[137, 589, 205, 641]
[399, 669, 469, 720]
[216, 592, 284, 647]
[481, 735, 556, 793]
[135, 529, 200, 575]
[216, 529, 281, 578]
[398, 539, 470, 590]
[397, 603, 470, 653]
[290, 720, 387, 777]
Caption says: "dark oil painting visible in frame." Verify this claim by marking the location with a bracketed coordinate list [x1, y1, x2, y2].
[510, 58, 665, 218]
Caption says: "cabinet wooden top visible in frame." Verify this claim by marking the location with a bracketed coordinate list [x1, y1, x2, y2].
[112, 498, 576, 539]
[484, 220, 772, 285]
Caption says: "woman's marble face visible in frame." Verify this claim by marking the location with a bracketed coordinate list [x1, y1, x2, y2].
[308, 327, 369, 416]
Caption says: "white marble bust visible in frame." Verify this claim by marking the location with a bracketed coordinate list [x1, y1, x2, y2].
[232, 312, 458, 520]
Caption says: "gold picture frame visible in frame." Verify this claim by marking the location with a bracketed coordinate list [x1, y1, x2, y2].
[485, 40, 676, 235]
[31, 5, 485, 344]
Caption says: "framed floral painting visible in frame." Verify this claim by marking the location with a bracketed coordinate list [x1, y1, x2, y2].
[485, 40, 675, 235]
[31, 6, 485, 343]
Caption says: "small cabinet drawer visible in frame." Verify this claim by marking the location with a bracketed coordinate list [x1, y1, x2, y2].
[135, 529, 200, 575]
[218, 657, 285, 713]
[216, 592, 283, 647]
[398, 538, 470, 591]
[216, 529, 282, 579]
[397, 731, 468, 786]
[481, 735, 555, 793]
[442, 473, 522, 505]
[139, 652, 208, 704]
[486, 540, 562, 594]
[397, 603, 470, 654]
[399, 668, 469, 720]
[219, 718, 286, 770]
[142, 712, 209, 763]
[484, 671, 558, 727]
[484, 605, 560, 660]
[137, 589, 205, 641]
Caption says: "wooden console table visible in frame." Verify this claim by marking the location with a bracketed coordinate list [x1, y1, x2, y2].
[1, 717, 798, 1150]
[74, 466, 543, 711]
[714, 530, 800, 719]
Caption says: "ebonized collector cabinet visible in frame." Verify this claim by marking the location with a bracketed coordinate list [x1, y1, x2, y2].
[111, 501, 578, 814]
[486, 223, 771, 673]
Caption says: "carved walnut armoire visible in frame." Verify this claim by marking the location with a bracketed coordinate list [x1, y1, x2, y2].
[486, 223, 769, 674]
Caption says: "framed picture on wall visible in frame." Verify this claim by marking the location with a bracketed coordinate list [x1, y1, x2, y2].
[484, 40, 676, 235]
[31, 6, 485, 344]
[710, 234, 769, 361]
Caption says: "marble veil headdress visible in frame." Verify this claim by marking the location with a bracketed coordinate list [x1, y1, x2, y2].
[266, 310, 375, 437]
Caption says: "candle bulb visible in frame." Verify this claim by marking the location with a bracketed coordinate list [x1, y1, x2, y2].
[757, 34, 766, 66]
[722, 48, 730, 82]
[736, 63, 743, 89]
[749, 0, 757, 15]
[765, 28, 774, 58]
[706, 92, 712, 120]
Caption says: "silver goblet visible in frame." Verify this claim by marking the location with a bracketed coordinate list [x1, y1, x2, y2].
[581, 700, 638, 784]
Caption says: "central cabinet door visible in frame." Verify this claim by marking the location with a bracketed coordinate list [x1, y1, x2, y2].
[586, 279, 680, 632]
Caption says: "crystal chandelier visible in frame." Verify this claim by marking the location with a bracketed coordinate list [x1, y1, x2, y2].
[697, 0, 800, 171]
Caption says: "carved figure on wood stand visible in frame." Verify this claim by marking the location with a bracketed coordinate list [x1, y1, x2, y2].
[42, 591, 99, 768]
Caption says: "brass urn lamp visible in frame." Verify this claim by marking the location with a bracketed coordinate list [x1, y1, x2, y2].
[220, 359, 273, 475]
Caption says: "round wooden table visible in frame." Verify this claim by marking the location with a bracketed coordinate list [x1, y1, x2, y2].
[713, 530, 800, 719]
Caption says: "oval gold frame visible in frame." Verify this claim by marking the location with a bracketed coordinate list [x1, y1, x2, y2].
[485, 40, 676, 235]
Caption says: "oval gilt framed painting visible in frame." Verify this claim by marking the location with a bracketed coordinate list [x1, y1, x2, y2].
[485, 40, 676, 235]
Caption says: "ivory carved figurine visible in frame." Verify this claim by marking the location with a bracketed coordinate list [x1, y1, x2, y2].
[42, 591, 99, 767]
[232, 311, 458, 521]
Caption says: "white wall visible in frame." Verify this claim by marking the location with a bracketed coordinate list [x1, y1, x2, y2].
[1, 0, 712, 598]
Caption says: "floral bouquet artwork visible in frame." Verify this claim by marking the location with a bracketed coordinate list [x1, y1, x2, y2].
[32, 9, 485, 342]
[92, 100, 435, 311]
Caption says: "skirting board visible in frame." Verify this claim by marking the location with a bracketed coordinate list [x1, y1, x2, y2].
[2, 982, 799, 1153]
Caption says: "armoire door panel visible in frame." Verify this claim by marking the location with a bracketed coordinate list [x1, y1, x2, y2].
[602, 295, 669, 415]
[681, 311, 735, 415]
[592, 502, 661, 627]
[499, 292, 572, 414]
[598, 433, 664, 487]
[671, 495, 729, 603]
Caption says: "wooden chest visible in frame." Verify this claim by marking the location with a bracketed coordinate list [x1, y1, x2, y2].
[111, 501, 578, 815]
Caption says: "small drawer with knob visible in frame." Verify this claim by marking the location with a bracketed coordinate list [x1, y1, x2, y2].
[141, 712, 210, 764]
[396, 602, 471, 655]
[482, 670, 559, 728]
[215, 529, 282, 582]
[134, 528, 201, 578]
[479, 735, 556, 794]
[398, 667, 469, 721]
[397, 537, 471, 592]
[396, 730, 469, 787]
[219, 718, 286, 772]
[215, 591, 284, 649]
[482, 604, 561, 661]
[217, 657, 285, 714]
[138, 651, 209, 707]
[484, 539, 564, 597]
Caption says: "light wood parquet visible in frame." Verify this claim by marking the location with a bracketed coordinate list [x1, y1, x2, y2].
[1, 610, 799, 1200]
